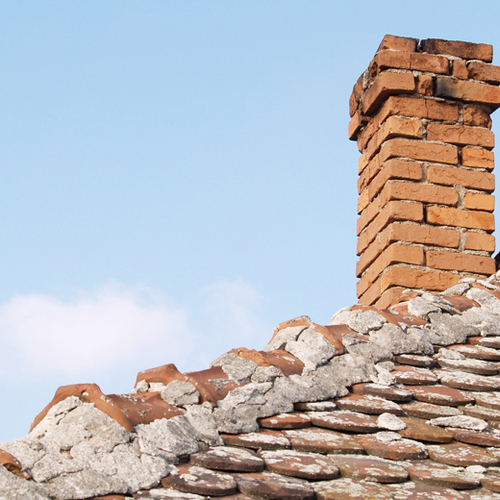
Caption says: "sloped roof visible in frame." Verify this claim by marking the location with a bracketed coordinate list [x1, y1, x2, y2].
[4, 276, 500, 499]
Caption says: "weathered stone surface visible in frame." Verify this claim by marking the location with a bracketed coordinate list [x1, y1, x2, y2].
[0, 465, 49, 500]
[399, 417, 454, 443]
[428, 443, 500, 467]
[481, 471, 500, 492]
[259, 449, 340, 480]
[161, 381, 200, 406]
[221, 430, 291, 451]
[330, 455, 408, 483]
[135, 488, 206, 499]
[437, 357, 498, 376]
[370, 323, 434, 355]
[264, 326, 308, 352]
[425, 312, 479, 345]
[400, 401, 461, 419]
[377, 413, 406, 431]
[314, 478, 394, 500]
[407, 461, 480, 490]
[294, 401, 337, 411]
[394, 354, 438, 368]
[461, 307, 500, 336]
[309, 411, 380, 433]
[452, 429, 500, 447]
[449, 344, 500, 361]
[161, 465, 237, 496]
[462, 405, 500, 422]
[407, 297, 441, 320]
[235, 472, 315, 500]
[351, 383, 413, 401]
[336, 394, 403, 415]
[283, 427, 365, 454]
[429, 415, 489, 431]
[391, 365, 438, 385]
[190, 446, 264, 472]
[210, 352, 259, 384]
[472, 391, 500, 410]
[390, 481, 469, 499]
[406, 385, 475, 406]
[258, 413, 311, 430]
[437, 370, 500, 391]
[357, 432, 428, 460]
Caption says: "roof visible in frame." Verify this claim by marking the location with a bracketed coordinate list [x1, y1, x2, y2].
[4, 276, 500, 499]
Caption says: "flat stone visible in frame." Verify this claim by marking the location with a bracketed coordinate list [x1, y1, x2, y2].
[309, 411, 380, 433]
[437, 370, 500, 391]
[283, 427, 365, 454]
[449, 345, 500, 362]
[430, 415, 488, 431]
[406, 385, 474, 406]
[391, 366, 439, 385]
[473, 392, 500, 410]
[394, 354, 438, 368]
[451, 429, 500, 447]
[190, 446, 264, 472]
[314, 478, 394, 500]
[259, 449, 340, 480]
[221, 430, 291, 450]
[400, 401, 461, 419]
[356, 433, 428, 460]
[399, 417, 454, 443]
[482, 472, 500, 492]
[437, 357, 499, 376]
[469, 489, 500, 500]
[462, 405, 500, 422]
[294, 401, 337, 411]
[388, 482, 468, 499]
[428, 443, 500, 467]
[235, 472, 315, 500]
[351, 383, 413, 401]
[330, 455, 408, 483]
[407, 460, 480, 489]
[258, 413, 311, 429]
[161, 465, 237, 496]
[135, 489, 206, 499]
[336, 395, 404, 415]
[469, 336, 500, 349]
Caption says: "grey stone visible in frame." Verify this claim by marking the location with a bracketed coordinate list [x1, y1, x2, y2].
[377, 413, 406, 431]
[460, 307, 500, 336]
[346, 310, 387, 334]
[329, 306, 354, 325]
[263, 326, 307, 352]
[429, 415, 489, 431]
[443, 283, 471, 296]
[0, 437, 46, 471]
[436, 348, 466, 360]
[131, 379, 150, 394]
[184, 403, 222, 447]
[210, 352, 258, 384]
[342, 335, 393, 363]
[407, 296, 440, 320]
[421, 292, 456, 314]
[0, 465, 49, 500]
[424, 312, 478, 345]
[161, 381, 200, 407]
[374, 365, 396, 386]
[369, 323, 434, 355]
[467, 288, 500, 315]
[149, 382, 167, 392]
[251, 365, 284, 383]
[136, 489, 205, 499]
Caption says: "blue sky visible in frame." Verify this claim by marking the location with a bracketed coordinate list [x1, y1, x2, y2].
[1, 1, 500, 441]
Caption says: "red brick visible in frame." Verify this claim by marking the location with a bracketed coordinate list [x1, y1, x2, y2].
[357, 222, 460, 275]
[348, 110, 369, 141]
[462, 147, 494, 170]
[357, 188, 369, 214]
[357, 244, 424, 295]
[452, 59, 469, 79]
[427, 206, 495, 231]
[468, 61, 500, 84]
[379, 180, 459, 208]
[350, 73, 365, 117]
[379, 138, 458, 165]
[377, 35, 418, 53]
[371, 50, 449, 76]
[416, 74, 433, 96]
[463, 192, 495, 211]
[435, 77, 500, 109]
[357, 194, 380, 232]
[357, 200, 423, 253]
[380, 266, 461, 294]
[427, 251, 496, 274]
[374, 287, 408, 309]
[362, 72, 416, 115]
[426, 165, 495, 192]
[364, 116, 423, 160]
[464, 232, 496, 252]
[426, 123, 494, 149]
[463, 107, 492, 128]
[422, 39, 493, 62]
[358, 154, 370, 175]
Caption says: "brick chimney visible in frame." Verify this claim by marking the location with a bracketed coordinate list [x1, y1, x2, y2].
[349, 35, 500, 309]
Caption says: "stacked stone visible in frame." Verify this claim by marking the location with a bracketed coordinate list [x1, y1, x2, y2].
[349, 35, 500, 309]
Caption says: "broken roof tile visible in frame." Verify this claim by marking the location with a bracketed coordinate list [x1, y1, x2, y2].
[428, 443, 500, 467]
[309, 410, 380, 433]
[336, 394, 404, 415]
[283, 427, 365, 454]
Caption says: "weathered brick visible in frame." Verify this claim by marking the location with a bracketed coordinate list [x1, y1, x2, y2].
[462, 147, 494, 170]
[379, 180, 459, 208]
[357, 196, 381, 234]
[359, 157, 422, 200]
[371, 50, 449, 75]
[357, 222, 460, 275]
[358, 279, 382, 305]
[468, 61, 500, 84]
[379, 96, 459, 123]
[426, 165, 495, 192]
[358, 153, 370, 175]
[435, 77, 500, 109]
[426, 123, 494, 149]
[427, 206, 495, 231]
[422, 39, 493, 62]
[358, 155, 381, 194]
[377, 35, 418, 53]
[374, 287, 408, 309]
[350, 73, 365, 117]
[357, 188, 369, 214]
[357, 244, 424, 297]
[362, 72, 416, 115]
[463, 192, 495, 211]
[463, 106, 492, 128]
[364, 116, 423, 160]
[348, 110, 369, 141]
[464, 232, 496, 252]
[416, 74, 433, 96]
[379, 138, 458, 165]
[452, 59, 469, 79]
[427, 251, 496, 274]
[380, 266, 460, 294]
[357, 200, 423, 253]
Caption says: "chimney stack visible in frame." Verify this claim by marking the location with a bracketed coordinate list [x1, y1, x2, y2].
[349, 35, 500, 309]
